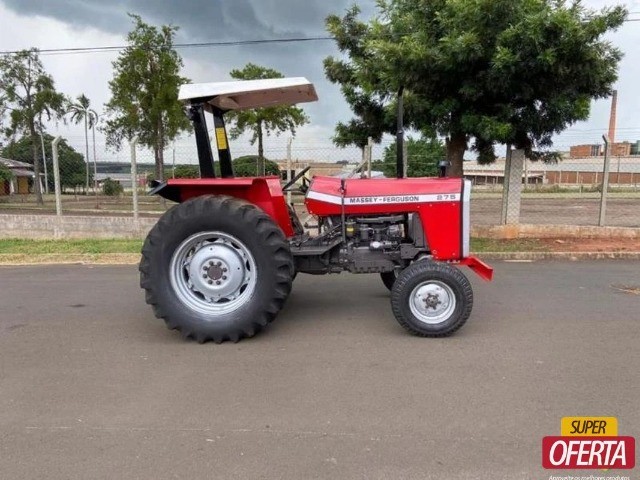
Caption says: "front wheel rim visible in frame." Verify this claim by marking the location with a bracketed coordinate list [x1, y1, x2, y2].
[409, 280, 456, 324]
[169, 231, 258, 316]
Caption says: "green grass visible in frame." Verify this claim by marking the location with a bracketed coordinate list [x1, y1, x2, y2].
[0, 237, 545, 255]
[0, 238, 143, 254]
[471, 237, 546, 252]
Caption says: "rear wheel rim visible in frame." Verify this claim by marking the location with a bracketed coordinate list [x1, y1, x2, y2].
[169, 231, 257, 316]
[409, 280, 456, 324]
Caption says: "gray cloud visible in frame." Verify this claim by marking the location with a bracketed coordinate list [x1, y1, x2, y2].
[0, 0, 376, 129]
[0, 0, 370, 39]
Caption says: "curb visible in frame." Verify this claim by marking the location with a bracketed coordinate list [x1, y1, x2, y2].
[1, 251, 640, 266]
[0, 253, 140, 266]
[478, 251, 640, 261]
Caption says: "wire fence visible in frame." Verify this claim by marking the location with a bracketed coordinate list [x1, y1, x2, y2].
[1, 137, 639, 229]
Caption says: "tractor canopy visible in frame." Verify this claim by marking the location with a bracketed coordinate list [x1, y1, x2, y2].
[178, 78, 318, 179]
[179, 77, 318, 111]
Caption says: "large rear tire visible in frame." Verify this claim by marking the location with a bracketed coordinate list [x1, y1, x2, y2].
[390, 261, 473, 337]
[139, 195, 294, 343]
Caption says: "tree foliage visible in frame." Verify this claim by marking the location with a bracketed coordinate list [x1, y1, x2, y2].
[170, 156, 280, 179]
[0, 163, 12, 183]
[0, 49, 67, 202]
[68, 94, 98, 190]
[373, 136, 445, 178]
[173, 164, 200, 179]
[102, 177, 124, 196]
[1, 133, 89, 190]
[226, 63, 309, 176]
[232, 155, 280, 177]
[326, 1, 627, 175]
[324, 13, 396, 154]
[103, 14, 190, 181]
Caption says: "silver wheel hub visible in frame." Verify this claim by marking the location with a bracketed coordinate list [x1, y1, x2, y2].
[409, 281, 456, 324]
[170, 231, 257, 316]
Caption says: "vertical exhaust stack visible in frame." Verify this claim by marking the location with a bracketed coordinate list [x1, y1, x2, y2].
[396, 87, 405, 179]
[608, 90, 618, 146]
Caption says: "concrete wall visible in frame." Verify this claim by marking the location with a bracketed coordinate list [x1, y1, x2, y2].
[0, 214, 157, 239]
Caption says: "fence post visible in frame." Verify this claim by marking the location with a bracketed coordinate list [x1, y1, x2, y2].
[503, 148, 524, 225]
[367, 137, 373, 178]
[598, 135, 611, 227]
[131, 136, 139, 221]
[51, 136, 62, 216]
[286, 137, 292, 205]
[500, 145, 511, 224]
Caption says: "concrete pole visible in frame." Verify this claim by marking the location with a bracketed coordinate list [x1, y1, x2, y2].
[131, 137, 139, 221]
[286, 137, 292, 205]
[502, 147, 524, 225]
[599, 135, 611, 227]
[500, 146, 511, 224]
[91, 114, 99, 208]
[51, 136, 62, 216]
[367, 137, 373, 178]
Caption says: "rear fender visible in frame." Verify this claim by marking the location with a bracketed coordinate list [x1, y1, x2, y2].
[150, 177, 294, 237]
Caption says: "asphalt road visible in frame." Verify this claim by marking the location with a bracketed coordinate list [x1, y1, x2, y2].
[0, 261, 639, 479]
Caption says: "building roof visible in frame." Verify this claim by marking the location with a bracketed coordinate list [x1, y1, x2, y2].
[10, 168, 35, 177]
[179, 78, 318, 110]
[0, 157, 32, 169]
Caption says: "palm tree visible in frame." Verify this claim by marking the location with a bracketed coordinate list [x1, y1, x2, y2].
[68, 94, 98, 193]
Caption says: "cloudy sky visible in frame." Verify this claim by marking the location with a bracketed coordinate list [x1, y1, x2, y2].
[0, 0, 639, 161]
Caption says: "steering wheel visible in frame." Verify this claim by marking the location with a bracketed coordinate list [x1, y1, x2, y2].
[282, 166, 311, 193]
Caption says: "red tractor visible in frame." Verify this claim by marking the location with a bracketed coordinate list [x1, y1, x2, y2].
[140, 78, 493, 343]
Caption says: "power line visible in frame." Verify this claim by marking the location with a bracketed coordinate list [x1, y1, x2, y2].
[1, 13, 639, 57]
[0, 36, 334, 56]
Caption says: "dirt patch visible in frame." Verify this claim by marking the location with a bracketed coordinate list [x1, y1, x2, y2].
[540, 237, 640, 252]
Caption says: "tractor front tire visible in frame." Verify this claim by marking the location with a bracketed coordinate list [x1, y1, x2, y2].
[139, 195, 294, 343]
[390, 261, 473, 337]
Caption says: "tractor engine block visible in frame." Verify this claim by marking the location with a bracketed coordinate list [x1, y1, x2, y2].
[344, 215, 405, 251]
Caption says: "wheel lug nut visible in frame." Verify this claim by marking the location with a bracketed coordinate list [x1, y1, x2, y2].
[216, 262, 222, 267]
[222, 276, 227, 280]
[202, 274, 208, 278]
[222, 268, 227, 272]
[216, 280, 221, 285]
[207, 280, 213, 285]
[209, 261, 213, 266]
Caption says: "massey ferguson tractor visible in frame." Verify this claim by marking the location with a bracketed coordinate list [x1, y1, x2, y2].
[140, 77, 493, 343]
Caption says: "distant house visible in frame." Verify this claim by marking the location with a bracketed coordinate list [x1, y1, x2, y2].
[0, 157, 43, 195]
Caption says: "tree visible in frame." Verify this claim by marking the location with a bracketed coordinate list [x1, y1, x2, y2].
[1, 133, 89, 190]
[68, 94, 98, 192]
[325, 32, 395, 158]
[0, 163, 12, 183]
[326, 2, 626, 175]
[226, 63, 309, 176]
[173, 164, 200, 179]
[232, 155, 280, 177]
[375, 136, 445, 178]
[103, 14, 190, 182]
[0, 49, 67, 203]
